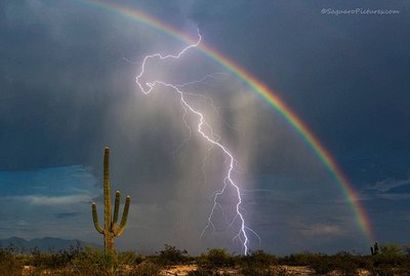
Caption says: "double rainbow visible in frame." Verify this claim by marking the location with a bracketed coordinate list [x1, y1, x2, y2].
[77, 0, 374, 242]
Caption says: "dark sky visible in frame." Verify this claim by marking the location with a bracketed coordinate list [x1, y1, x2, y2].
[0, 0, 409, 255]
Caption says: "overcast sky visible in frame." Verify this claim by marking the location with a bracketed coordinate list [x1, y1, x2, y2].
[0, 0, 409, 255]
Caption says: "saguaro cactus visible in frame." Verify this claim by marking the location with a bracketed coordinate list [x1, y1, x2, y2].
[91, 147, 131, 254]
[371, 241, 379, 256]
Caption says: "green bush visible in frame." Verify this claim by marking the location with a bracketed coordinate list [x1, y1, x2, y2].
[309, 255, 335, 274]
[276, 249, 410, 275]
[155, 244, 189, 265]
[71, 247, 119, 275]
[28, 246, 82, 269]
[198, 248, 235, 268]
[380, 244, 404, 257]
[241, 250, 276, 267]
[28, 248, 154, 275]
[331, 252, 359, 275]
[279, 253, 336, 274]
[278, 252, 313, 266]
[238, 250, 276, 275]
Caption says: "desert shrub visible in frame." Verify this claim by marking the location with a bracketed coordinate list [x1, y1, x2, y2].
[28, 246, 82, 268]
[364, 243, 406, 273]
[278, 252, 313, 266]
[331, 252, 360, 275]
[28, 249, 150, 276]
[117, 251, 144, 266]
[130, 261, 161, 276]
[283, 249, 410, 275]
[238, 250, 276, 275]
[241, 250, 276, 267]
[71, 247, 118, 275]
[280, 253, 336, 274]
[379, 244, 404, 257]
[308, 255, 335, 274]
[281, 252, 366, 274]
[0, 248, 23, 276]
[155, 244, 189, 265]
[373, 253, 405, 268]
[198, 248, 235, 268]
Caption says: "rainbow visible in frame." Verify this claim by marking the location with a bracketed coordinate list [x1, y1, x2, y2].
[77, 0, 374, 242]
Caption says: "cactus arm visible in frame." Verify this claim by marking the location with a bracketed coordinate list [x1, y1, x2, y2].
[114, 196, 131, 237]
[113, 191, 120, 224]
[92, 203, 104, 234]
[120, 196, 131, 228]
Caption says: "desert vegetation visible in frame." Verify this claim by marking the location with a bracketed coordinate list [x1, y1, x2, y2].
[0, 243, 410, 275]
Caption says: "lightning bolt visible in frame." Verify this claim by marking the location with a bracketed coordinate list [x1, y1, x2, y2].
[135, 30, 257, 255]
